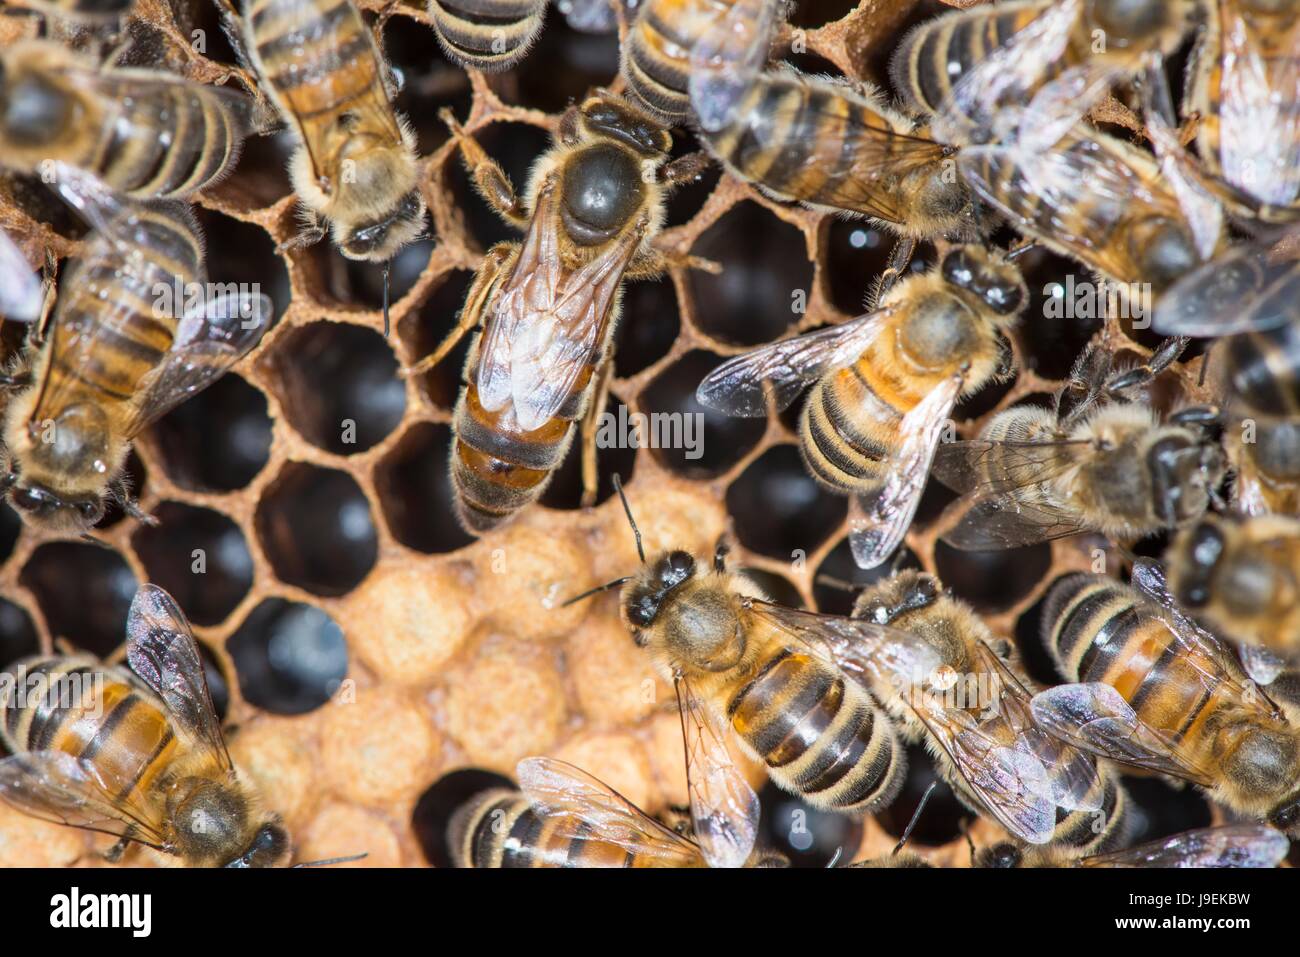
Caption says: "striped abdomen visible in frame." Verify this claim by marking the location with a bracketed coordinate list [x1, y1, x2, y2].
[427, 0, 546, 72]
[0, 656, 177, 812]
[449, 789, 700, 867]
[1226, 322, 1300, 418]
[727, 648, 902, 812]
[622, 0, 734, 124]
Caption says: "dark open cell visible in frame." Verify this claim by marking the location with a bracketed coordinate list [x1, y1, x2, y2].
[213, 128, 296, 210]
[780, 49, 844, 79]
[132, 502, 254, 628]
[256, 464, 378, 596]
[538, 394, 638, 511]
[0, 501, 20, 567]
[342, 239, 435, 318]
[785, 0, 860, 29]
[690, 201, 814, 347]
[507, 15, 621, 113]
[727, 444, 846, 560]
[93, 450, 147, 530]
[640, 350, 766, 477]
[934, 539, 1052, 613]
[873, 743, 967, 848]
[226, 598, 348, 715]
[412, 768, 517, 867]
[263, 322, 406, 455]
[20, 543, 138, 658]
[823, 219, 896, 315]
[738, 568, 803, 608]
[443, 122, 553, 251]
[1121, 775, 1212, 844]
[813, 539, 919, 616]
[1018, 247, 1107, 380]
[404, 270, 475, 410]
[151, 374, 272, 492]
[665, 128, 721, 228]
[0, 598, 39, 669]
[374, 422, 476, 554]
[384, 18, 474, 157]
[193, 208, 290, 330]
[757, 780, 862, 868]
[613, 279, 680, 378]
[199, 640, 231, 724]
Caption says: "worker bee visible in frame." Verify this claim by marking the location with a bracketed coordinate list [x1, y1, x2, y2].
[1031, 565, 1300, 837]
[700, 68, 974, 242]
[405, 94, 708, 534]
[450, 752, 781, 868]
[0, 166, 270, 535]
[932, 343, 1225, 552]
[0, 40, 254, 200]
[697, 244, 1027, 569]
[845, 570, 1131, 851]
[237, 0, 426, 334]
[0, 585, 291, 866]
[977, 824, 1290, 868]
[426, 0, 547, 72]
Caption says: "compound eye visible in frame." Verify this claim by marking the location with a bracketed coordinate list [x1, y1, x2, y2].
[11, 486, 53, 514]
[941, 248, 976, 289]
[1087, 0, 1168, 44]
[627, 593, 658, 628]
[982, 280, 1024, 315]
[76, 499, 102, 523]
[1269, 799, 1300, 832]
[659, 551, 696, 589]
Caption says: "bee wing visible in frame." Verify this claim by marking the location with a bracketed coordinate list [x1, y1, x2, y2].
[0, 227, 43, 324]
[674, 675, 760, 869]
[695, 310, 892, 417]
[688, 0, 783, 131]
[1143, 102, 1225, 262]
[1152, 232, 1300, 337]
[557, 0, 618, 33]
[1239, 644, 1286, 687]
[516, 757, 703, 866]
[0, 750, 169, 850]
[1080, 824, 1290, 869]
[477, 181, 640, 433]
[125, 584, 233, 773]
[940, 494, 1090, 551]
[1029, 682, 1218, 786]
[848, 373, 960, 569]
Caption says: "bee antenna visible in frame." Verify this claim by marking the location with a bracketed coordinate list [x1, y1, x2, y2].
[826, 846, 843, 869]
[611, 473, 644, 564]
[814, 574, 860, 593]
[292, 852, 369, 868]
[382, 262, 391, 338]
[1004, 240, 1036, 262]
[560, 576, 634, 608]
[892, 781, 938, 857]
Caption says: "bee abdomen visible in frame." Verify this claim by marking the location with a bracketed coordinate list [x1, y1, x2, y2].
[450, 790, 642, 868]
[621, 0, 707, 123]
[799, 371, 892, 495]
[428, 0, 546, 72]
[1041, 573, 1137, 680]
[1226, 323, 1300, 417]
[1053, 772, 1130, 854]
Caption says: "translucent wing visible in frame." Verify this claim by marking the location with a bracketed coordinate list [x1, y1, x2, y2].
[0, 751, 168, 849]
[688, 0, 782, 131]
[1240, 645, 1286, 687]
[126, 584, 233, 772]
[931, 437, 1083, 497]
[940, 494, 1090, 551]
[1152, 232, 1300, 337]
[849, 373, 960, 569]
[1143, 95, 1225, 261]
[674, 675, 759, 869]
[1080, 825, 1290, 869]
[695, 310, 891, 417]
[1029, 682, 1217, 786]
[556, 0, 618, 33]
[516, 757, 703, 866]
[0, 227, 42, 324]
[477, 180, 639, 432]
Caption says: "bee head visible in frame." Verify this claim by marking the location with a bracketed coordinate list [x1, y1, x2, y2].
[975, 842, 1024, 868]
[1268, 795, 1300, 838]
[577, 93, 671, 158]
[1147, 431, 1224, 526]
[1172, 519, 1226, 608]
[623, 550, 697, 639]
[940, 246, 1026, 319]
[337, 190, 427, 262]
[224, 820, 292, 869]
[5, 477, 104, 533]
[851, 570, 940, 626]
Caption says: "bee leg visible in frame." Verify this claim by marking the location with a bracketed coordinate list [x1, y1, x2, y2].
[404, 244, 512, 376]
[0, 371, 30, 389]
[438, 108, 530, 229]
[658, 152, 712, 189]
[712, 538, 729, 572]
[120, 493, 159, 527]
[1104, 335, 1188, 396]
[277, 220, 328, 254]
[869, 237, 917, 310]
[102, 835, 132, 864]
[580, 359, 614, 508]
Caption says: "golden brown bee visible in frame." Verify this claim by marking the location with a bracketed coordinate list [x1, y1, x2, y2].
[976, 824, 1290, 868]
[0, 169, 269, 535]
[426, 0, 547, 72]
[700, 69, 973, 241]
[0, 585, 291, 867]
[697, 244, 1026, 569]
[846, 570, 1131, 852]
[0, 40, 253, 200]
[932, 343, 1225, 552]
[406, 94, 708, 534]
[1032, 565, 1300, 837]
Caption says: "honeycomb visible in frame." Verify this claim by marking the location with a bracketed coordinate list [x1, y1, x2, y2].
[0, 0, 1239, 868]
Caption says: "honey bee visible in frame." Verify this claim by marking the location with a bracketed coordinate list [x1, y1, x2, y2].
[1031, 564, 1300, 837]
[0, 167, 270, 535]
[0, 585, 292, 866]
[977, 824, 1290, 868]
[932, 343, 1225, 552]
[700, 68, 974, 242]
[845, 570, 1132, 851]
[237, 0, 426, 334]
[405, 94, 708, 534]
[426, 0, 547, 72]
[0, 40, 254, 200]
[697, 244, 1027, 569]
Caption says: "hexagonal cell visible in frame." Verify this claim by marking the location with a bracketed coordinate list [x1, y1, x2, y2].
[444, 122, 552, 251]
[384, 18, 473, 157]
[508, 17, 621, 114]
[132, 502, 254, 627]
[665, 129, 722, 228]
[934, 540, 1051, 614]
[374, 422, 475, 554]
[0, 598, 39, 669]
[411, 768, 516, 867]
[0, 502, 19, 568]
[256, 464, 378, 596]
[873, 743, 967, 848]
[404, 270, 475, 410]
[262, 322, 405, 455]
[786, 0, 860, 29]
[342, 239, 435, 319]
[641, 350, 766, 477]
[538, 393, 638, 511]
[739, 567, 803, 608]
[727, 445, 846, 561]
[93, 450, 147, 530]
[192, 208, 290, 329]
[20, 543, 138, 657]
[227, 598, 348, 715]
[758, 780, 862, 868]
[1017, 248, 1107, 381]
[211, 128, 295, 210]
[151, 374, 273, 493]
[823, 219, 897, 315]
[1122, 775, 1213, 845]
[813, 539, 919, 616]
[613, 279, 680, 378]
[690, 201, 814, 346]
